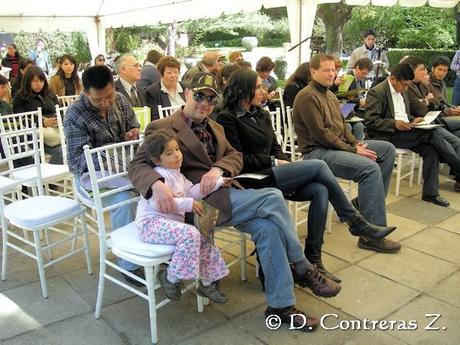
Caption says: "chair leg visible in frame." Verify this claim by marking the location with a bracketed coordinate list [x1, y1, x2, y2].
[145, 266, 158, 345]
[95, 256, 106, 318]
[1, 215, 8, 280]
[395, 153, 402, 196]
[43, 227, 53, 259]
[409, 152, 416, 187]
[80, 214, 93, 275]
[326, 204, 332, 234]
[33, 230, 48, 298]
[239, 233, 247, 282]
[417, 157, 423, 185]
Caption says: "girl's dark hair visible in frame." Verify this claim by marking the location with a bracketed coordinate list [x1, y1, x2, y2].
[217, 63, 241, 91]
[223, 68, 258, 111]
[286, 62, 311, 88]
[56, 54, 80, 82]
[145, 129, 178, 162]
[18, 65, 50, 99]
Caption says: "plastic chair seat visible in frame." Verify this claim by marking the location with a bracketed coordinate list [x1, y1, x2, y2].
[0, 175, 19, 193]
[4, 195, 82, 228]
[10, 163, 70, 186]
[110, 222, 175, 258]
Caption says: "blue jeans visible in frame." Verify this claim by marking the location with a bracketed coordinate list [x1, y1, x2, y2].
[452, 76, 460, 106]
[346, 122, 365, 141]
[221, 188, 305, 308]
[271, 160, 356, 253]
[303, 140, 396, 226]
[75, 176, 137, 271]
[441, 116, 460, 138]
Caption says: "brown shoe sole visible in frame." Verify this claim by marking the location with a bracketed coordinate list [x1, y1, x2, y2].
[358, 239, 401, 254]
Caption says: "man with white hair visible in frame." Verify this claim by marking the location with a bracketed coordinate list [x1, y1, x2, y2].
[114, 54, 147, 107]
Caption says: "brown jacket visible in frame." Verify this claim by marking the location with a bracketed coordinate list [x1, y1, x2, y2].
[292, 80, 358, 154]
[48, 75, 82, 97]
[406, 81, 441, 117]
[128, 111, 243, 224]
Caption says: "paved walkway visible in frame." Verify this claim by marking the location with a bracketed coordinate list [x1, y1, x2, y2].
[1, 175, 459, 345]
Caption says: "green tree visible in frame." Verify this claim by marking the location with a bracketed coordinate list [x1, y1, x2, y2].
[317, 3, 354, 55]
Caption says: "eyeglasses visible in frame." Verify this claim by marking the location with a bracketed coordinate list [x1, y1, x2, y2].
[193, 92, 218, 106]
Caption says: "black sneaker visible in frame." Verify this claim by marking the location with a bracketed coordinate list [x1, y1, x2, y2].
[197, 281, 228, 304]
[158, 269, 182, 301]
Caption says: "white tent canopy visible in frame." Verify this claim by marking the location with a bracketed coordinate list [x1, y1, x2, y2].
[1, 0, 458, 63]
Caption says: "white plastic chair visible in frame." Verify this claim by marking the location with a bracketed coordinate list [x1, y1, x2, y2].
[0, 108, 71, 197]
[81, 139, 174, 345]
[1, 127, 92, 298]
[268, 107, 283, 147]
[157, 104, 181, 119]
[393, 148, 417, 196]
[58, 94, 79, 107]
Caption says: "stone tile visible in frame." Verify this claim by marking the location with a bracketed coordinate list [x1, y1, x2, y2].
[325, 266, 419, 320]
[402, 227, 460, 264]
[0, 252, 58, 292]
[358, 247, 457, 291]
[232, 291, 356, 345]
[3, 314, 125, 345]
[0, 277, 91, 340]
[389, 178, 423, 197]
[428, 270, 460, 308]
[386, 198, 457, 225]
[176, 323, 265, 345]
[321, 223, 375, 263]
[385, 213, 428, 242]
[343, 332, 408, 345]
[102, 289, 228, 345]
[436, 213, 460, 235]
[321, 252, 350, 275]
[388, 295, 460, 345]
[439, 180, 460, 211]
[385, 193, 406, 206]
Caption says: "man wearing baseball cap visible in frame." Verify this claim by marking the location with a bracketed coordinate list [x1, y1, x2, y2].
[129, 72, 340, 332]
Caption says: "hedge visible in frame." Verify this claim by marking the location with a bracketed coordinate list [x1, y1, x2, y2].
[387, 49, 456, 87]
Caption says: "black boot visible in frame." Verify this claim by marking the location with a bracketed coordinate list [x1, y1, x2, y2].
[348, 213, 396, 239]
[305, 243, 341, 283]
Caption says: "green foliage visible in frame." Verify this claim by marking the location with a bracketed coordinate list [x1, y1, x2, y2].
[113, 27, 142, 54]
[343, 5, 456, 52]
[274, 59, 287, 80]
[14, 30, 91, 66]
[387, 48, 456, 86]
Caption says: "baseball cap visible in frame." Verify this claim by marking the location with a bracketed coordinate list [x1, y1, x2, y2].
[190, 72, 219, 96]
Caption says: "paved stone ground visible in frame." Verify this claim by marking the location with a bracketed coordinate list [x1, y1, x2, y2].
[1, 175, 459, 345]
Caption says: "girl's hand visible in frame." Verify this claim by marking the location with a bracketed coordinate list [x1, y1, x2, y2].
[43, 117, 57, 127]
[193, 200, 204, 216]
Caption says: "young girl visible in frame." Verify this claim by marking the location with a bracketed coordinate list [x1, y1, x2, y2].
[135, 129, 229, 303]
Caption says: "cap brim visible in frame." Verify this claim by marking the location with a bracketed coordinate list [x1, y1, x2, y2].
[192, 86, 219, 96]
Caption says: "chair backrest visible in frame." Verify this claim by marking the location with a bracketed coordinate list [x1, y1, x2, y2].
[285, 107, 301, 161]
[157, 104, 181, 119]
[58, 95, 79, 107]
[0, 127, 44, 195]
[82, 139, 143, 238]
[133, 106, 151, 133]
[55, 105, 68, 165]
[268, 107, 283, 147]
[278, 87, 287, 123]
[0, 109, 46, 163]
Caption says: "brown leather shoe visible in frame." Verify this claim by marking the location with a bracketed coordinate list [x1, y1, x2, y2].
[293, 265, 341, 298]
[265, 305, 319, 332]
[358, 237, 401, 253]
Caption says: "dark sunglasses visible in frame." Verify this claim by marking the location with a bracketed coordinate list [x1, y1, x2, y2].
[97, 58, 105, 62]
[192, 92, 218, 105]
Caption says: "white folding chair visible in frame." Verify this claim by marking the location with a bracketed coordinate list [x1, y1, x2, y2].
[157, 104, 181, 119]
[133, 106, 151, 133]
[1, 127, 92, 298]
[268, 107, 283, 147]
[393, 148, 417, 196]
[81, 140, 174, 345]
[58, 95, 79, 107]
[0, 108, 71, 197]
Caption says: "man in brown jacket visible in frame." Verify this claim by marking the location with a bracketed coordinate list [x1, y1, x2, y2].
[128, 72, 341, 332]
[293, 54, 400, 254]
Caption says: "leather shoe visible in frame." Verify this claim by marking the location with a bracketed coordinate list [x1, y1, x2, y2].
[358, 237, 401, 253]
[197, 281, 228, 304]
[422, 194, 450, 207]
[265, 305, 319, 332]
[348, 213, 396, 239]
[315, 261, 342, 283]
[292, 265, 341, 298]
[122, 267, 145, 287]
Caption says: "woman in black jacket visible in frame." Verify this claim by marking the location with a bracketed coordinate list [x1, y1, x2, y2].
[283, 62, 311, 108]
[12, 65, 62, 164]
[216, 68, 395, 283]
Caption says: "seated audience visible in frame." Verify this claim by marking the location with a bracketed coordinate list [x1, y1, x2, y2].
[182, 51, 222, 87]
[228, 51, 243, 64]
[0, 75, 12, 114]
[94, 54, 106, 66]
[129, 72, 341, 332]
[216, 68, 396, 282]
[146, 56, 185, 120]
[137, 49, 163, 90]
[1, 44, 21, 84]
[11, 59, 35, 98]
[49, 54, 82, 97]
[216, 63, 241, 92]
[283, 62, 311, 108]
[364, 63, 460, 202]
[256, 56, 277, 92]
[293, 54, 399, 253]
[114, 54, 146, 107]
[12, 66, 62, 164]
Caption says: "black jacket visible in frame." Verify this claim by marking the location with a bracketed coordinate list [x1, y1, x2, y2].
[146, 81, 186, 120]
[12, 92, 58, 117]
[114, 79, 147, 108]
[283, 81, 308, 108]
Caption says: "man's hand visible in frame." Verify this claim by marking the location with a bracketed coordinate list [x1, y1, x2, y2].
[446, 107, 460, 117]
[334, 76, 344, 86]
[200, 167, 221, 195]
[412, 117, 424, 124]
[151, 180, 176, 213]
[124, 128, 140, 141]
[276, 159, 290, 166]
[395, 120, 412, 131]
[426, 92, 434, 101]
[359, 98, 366, 108]
[355, 142, 377, 161]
